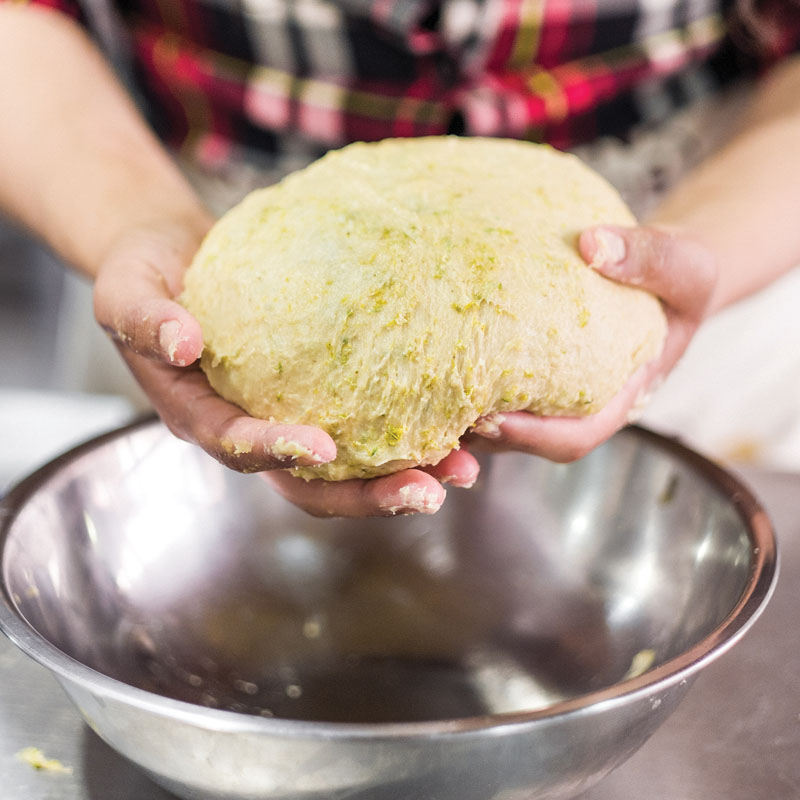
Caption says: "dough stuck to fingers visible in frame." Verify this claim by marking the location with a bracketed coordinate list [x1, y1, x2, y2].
[181, 137, 666, 480]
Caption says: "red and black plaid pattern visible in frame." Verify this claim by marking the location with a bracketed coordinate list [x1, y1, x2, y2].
[11, 0, 799, 167]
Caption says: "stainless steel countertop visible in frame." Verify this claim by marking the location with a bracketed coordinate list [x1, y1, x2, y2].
[2, 468, 798, 799]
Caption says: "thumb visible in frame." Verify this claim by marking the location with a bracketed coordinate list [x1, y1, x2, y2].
[93, 226, 205, 366]
[579, 225, 717, 322]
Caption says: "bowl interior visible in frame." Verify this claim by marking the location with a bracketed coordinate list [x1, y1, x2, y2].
[2, 423, 759, 724]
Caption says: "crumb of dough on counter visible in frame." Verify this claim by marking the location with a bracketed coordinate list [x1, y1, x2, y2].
[15, 746, 74, 775]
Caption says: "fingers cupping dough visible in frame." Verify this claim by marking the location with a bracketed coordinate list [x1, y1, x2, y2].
[421, 448, 480, 488]
[466, 363, 653, 462]
[262, 469, 446, 518]
[118, 350, 337, 472]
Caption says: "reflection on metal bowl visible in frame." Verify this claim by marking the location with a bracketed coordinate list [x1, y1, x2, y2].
[0, 419, 777, 800]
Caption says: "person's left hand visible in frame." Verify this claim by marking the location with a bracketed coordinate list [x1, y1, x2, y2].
[93, 220, 480, 518]
[466, 224, 718, 461]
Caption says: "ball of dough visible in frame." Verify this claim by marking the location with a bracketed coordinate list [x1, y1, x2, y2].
[181, 137, 666, 480]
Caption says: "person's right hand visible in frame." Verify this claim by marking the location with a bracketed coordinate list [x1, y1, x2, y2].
[93, 221, 479, 517]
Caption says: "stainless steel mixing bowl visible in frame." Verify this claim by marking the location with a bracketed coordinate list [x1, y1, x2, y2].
[0, 419, 776, 800]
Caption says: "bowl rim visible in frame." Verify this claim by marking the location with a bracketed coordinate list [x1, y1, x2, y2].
[0, 417, 779, 740]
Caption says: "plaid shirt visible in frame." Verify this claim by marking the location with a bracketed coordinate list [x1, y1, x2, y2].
[16, 0, 800, 168]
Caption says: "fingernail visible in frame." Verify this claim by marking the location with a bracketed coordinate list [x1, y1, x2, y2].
[159, 320, 187, 366]
[446, 475, 477, 489]
[471, 413, 506, 439]
[438, 473, 478, 489]
[380, 485, 444, 516]
[269, 436, 329, 466]
[590, 230, 626, 270]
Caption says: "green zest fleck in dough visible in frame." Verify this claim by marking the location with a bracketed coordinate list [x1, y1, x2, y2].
[385, 425, 405, 447]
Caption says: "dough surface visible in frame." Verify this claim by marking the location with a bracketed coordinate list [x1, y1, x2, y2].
[181, 137, 667, 480]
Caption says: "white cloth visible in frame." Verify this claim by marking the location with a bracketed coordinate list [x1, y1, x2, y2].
[641, 268, 800, 469]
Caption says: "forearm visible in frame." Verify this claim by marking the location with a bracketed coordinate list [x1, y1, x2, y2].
[649, 54, 800, 314]
[0, 4, 210, 278]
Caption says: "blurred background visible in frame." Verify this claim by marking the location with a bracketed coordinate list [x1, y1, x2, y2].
[0, 218, 143, 493]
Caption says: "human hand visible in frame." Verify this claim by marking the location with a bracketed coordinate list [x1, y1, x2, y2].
[93, 222, 479, 517]
[466, 224, 718, 461]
